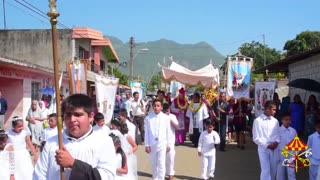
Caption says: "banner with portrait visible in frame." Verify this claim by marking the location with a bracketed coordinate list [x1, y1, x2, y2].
[129, 81, 146, 99]
[95, 76, 119, 124]
[170, 80, 185, 98]
[227, 59, 252, 99]
[254, 81, 276, 117]
[67, 60, 87, 95]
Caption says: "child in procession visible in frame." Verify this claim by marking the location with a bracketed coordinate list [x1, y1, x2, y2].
[33, 94, 117, 180]
[144, 99, 173, 180]
[93, 112, 110, 134]
[118, 108, 136, 141]
[109, 133, 128, 180]
[0, 129, 15, 180]
[163, 103, 179, 180]
[276, 113, 297, 180]
[308, 121, 320, 180]
[198, 120, 220, 180]
[40, 113, 58, 151]
[7, 115, 36, 180]
[253, 100, 280, 180]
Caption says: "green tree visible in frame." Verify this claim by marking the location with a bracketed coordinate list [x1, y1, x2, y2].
[239, 41, 282, 70]
[107, 65, 128, 85]
[147, 71, 162, 91]
[284, 31, 320, 56]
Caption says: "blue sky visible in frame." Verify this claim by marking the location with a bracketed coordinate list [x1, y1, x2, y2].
[2, 0, 320, 56]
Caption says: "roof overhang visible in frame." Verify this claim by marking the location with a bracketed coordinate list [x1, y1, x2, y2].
[72, 27, 103, 40]
[91, 38, 119, 63]
[254, 47, 320, 74]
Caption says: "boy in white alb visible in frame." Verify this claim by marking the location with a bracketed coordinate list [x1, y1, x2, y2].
[308, 121, 320, 180]
[40, 113, 58, 151]
[163, 103, 179, 180]
[198, 120, 220, 180]
[276, 114, 296, 180]
[253, 100, 280, 180]
[33, 94, 117, 180]
[144, 99, 173, 180]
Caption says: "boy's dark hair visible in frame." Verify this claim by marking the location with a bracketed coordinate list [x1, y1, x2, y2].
[193, 92, 200, 99]
[94, 112, 104, 122]
[152, 99, 163, 106]
[162, 103, 170, 112]
[49, 113, 57, 118]
[61, 94, 93, 116]
[205, 119, 215, 127]
[120, 121, 129, 135]
[111, 119, 122, 127]
[118, 108, 128, 118]
[281, 113, 291, 120]
[264, 100, 276, 109]
[133, 91, 139, 96]
[0, 129, 8, 143]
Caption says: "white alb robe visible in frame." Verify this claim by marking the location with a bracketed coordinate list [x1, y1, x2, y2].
[33, 128, 117, 180]
[187, 103, 209, 134]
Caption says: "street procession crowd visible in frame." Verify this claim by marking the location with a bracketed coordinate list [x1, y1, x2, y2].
[0, 87, 320, 180]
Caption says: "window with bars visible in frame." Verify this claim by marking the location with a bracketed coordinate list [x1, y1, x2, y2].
[31, 82, 40, 100]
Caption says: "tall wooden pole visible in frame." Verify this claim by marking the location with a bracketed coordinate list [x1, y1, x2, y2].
[47, 1, 65, 179]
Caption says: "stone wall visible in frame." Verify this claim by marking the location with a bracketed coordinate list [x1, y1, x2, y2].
[0, 29, 73, 71]
[288, 53, 320, 103]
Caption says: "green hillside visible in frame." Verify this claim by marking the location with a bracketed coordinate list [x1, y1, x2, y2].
[106, 36, 225, 81]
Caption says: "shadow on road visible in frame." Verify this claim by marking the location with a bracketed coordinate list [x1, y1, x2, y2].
[174, 175, 203, 180]
[137, 171, 152, 178]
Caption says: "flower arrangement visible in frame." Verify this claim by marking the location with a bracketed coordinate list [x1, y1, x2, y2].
[204, 88, 219, 104]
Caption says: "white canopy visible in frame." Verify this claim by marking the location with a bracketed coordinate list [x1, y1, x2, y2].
[161, 62, 220, 88]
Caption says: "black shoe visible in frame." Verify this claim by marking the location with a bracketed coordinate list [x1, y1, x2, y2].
[240, 146, 245, 150]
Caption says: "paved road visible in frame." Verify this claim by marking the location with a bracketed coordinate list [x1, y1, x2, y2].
[136, 134, 309, 180]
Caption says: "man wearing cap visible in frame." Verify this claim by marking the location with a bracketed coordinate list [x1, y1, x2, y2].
[171, 88, 188, 144]
[0, 90, 8, 129]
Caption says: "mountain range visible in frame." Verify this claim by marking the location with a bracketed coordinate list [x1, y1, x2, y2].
[106, 36, 226, 81]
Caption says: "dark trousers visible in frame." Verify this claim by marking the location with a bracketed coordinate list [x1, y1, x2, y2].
[219, 120, 227, 150]
[133, 116, 145, 143]
[190, 128, 200, 147]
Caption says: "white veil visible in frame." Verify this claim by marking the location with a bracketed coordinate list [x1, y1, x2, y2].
[109, 129, 137, 180]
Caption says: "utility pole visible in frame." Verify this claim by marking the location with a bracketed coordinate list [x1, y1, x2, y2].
[129, 36, 135, 82]
[263, 34, 266, 66]
[3, 0, 6, 29]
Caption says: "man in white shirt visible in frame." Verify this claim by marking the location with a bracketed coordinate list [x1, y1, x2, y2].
[118, 108, 136, 141]
[163, 103, 179, 180]
[33, 94, 116, 180]
[130, 91, 146, 144]
[253, 100, 280, 180]
[144, 99, 173, 180]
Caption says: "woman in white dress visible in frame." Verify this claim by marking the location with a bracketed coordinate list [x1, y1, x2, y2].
[0, 129, 15, 180]
[7, 116, 36, 180]
[38, 100, 49, 129]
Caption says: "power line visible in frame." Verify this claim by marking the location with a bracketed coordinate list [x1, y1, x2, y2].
[3, 0, 6, 29]
[11, 0, 87, 39]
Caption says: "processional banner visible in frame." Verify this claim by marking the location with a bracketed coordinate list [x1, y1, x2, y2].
[254, 81, 276, 117]
[95, 76, 119, 124]
[226, 60, 252, 99]
[67, 60, 87, 95]
[130, 81, 146, 99]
